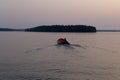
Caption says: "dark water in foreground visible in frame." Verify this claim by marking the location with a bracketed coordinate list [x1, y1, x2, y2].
[0, 32, 120, 80]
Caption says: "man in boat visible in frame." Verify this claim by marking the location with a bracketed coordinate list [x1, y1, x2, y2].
[57, 38, 70, 45]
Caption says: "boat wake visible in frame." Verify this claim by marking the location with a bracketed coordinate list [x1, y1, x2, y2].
[25, 43, 117, 54]
[25, 44, 85, 54]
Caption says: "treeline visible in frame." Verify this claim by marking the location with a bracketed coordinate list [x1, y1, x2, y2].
[25, 25, 96, 32]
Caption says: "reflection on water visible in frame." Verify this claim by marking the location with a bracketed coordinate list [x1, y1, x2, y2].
[0, 32, 120, 80]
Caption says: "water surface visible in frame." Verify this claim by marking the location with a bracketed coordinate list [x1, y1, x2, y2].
[0, 32, 120, 80]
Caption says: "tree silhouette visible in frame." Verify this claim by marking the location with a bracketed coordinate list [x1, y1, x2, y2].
[25, 25, 96, 32]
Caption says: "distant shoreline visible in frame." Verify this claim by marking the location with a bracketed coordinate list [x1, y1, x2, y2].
[0, 29, 120, 32]
[97, 30, 120, 32]
[0, 28, 24, 31]
[1, 26, 120, 32]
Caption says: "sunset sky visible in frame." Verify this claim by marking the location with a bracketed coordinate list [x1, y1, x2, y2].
[0, 0, 120, 30]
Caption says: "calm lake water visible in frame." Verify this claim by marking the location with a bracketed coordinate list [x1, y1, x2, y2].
[0, 32, 120, 80]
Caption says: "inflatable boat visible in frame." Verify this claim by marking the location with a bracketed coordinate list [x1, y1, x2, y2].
[57, 38, 70, 45]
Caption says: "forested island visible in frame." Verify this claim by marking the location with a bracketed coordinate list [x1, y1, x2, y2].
[0, 25, 96, 32]
[25, 25, 96, 32]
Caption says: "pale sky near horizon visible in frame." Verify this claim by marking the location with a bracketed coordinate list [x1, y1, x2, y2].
[0, 0, 120, 30]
